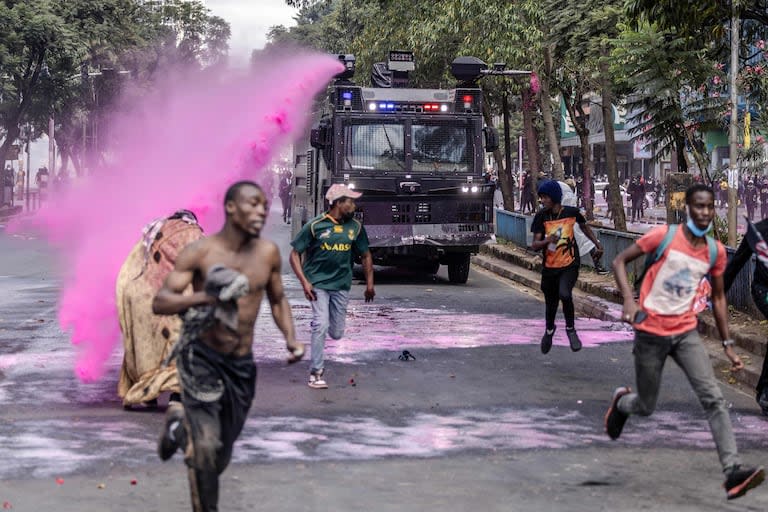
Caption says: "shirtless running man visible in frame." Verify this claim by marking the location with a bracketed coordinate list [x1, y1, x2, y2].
[152, 180, 303, 512]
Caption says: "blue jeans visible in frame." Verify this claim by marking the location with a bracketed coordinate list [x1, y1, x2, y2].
[617, 329, 740, 470]
[309, 289, 349, 373]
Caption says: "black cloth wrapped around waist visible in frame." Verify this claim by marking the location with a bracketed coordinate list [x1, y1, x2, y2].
[177, 339, 256, 405]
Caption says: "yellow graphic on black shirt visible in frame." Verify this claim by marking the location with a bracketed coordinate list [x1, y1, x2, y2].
[543, 217, 577, 268]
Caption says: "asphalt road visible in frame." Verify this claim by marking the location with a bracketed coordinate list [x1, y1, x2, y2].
[0, 207, 767, 511]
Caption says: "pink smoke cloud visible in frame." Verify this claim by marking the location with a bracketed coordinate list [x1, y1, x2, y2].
[15, 53, 343, 382]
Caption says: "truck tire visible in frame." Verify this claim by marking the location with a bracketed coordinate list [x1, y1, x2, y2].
[447, 254, 470, 284]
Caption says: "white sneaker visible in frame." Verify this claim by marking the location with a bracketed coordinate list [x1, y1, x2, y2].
[308, 370, 328, 389]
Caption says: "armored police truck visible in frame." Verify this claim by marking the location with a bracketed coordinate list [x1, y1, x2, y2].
[292, 52, 498, 284]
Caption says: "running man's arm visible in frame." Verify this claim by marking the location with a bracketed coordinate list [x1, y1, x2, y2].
[612, 243, 646, 322]
[266, 244, 303, 362]
[361, 250, 375, 302]
[289, 249, 316, 301]
[578, 221, 604, 256]
[152, 241, 213, 315]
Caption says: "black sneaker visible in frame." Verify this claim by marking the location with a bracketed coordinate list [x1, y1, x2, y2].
[724, 465, 765, 500]
[565, 327, 582, 352]
[594, 264, 610, 276]
[541, 327, 555, 354]
[604, 386, 631, 440]
[158, 402, 186, 461]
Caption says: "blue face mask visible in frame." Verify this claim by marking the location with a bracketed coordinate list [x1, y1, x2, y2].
[686, 217, 712, 237]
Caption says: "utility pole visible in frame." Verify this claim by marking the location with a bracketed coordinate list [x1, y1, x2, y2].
[727, 9, 740, 246]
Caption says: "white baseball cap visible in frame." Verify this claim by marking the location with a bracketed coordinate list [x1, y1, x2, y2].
[325, 183, 362, 203]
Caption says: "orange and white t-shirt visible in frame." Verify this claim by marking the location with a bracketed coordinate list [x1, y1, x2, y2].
[635, 225, 726, 336]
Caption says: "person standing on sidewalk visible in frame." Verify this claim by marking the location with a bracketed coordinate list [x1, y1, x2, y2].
[723, 218, 768, 416]
[530, 179, 604, 353]
[289, 184, 375, 389]
[745, 180, 759, 221]
[628, 175, 645, 222]
[759, 179, 768, 220]
[605, 183, 764, 500]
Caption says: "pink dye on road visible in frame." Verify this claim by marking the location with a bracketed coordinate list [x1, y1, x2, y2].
[10, 53, 343, 382]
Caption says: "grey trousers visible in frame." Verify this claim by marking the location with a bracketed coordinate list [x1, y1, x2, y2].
[617, 328, 740, 471]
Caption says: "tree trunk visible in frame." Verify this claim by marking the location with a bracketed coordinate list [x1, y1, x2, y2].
[482, 100, 514, 210]
[0, 123, 22, 168]
[561, 93, 594, 220]
[576, 131, 594, 221]
[71, 148, 83, 176]
[674, 133, 689, 173]
[541, 47, 564, 181]
[59, 147, 70, 174]
[521, 87, 542, 201]
[600, 58, 626, 231]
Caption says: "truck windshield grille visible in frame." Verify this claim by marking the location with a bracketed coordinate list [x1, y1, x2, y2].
[344, 124, 405, 171]
[411, 124, 470, 173]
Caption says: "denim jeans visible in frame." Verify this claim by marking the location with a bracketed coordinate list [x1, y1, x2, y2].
[310, 288, 349, 373]
[617, 328, 740, 470]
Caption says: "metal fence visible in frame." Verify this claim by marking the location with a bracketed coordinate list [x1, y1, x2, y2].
[494, 209, 760, 317]
[495, 209, 531, 247]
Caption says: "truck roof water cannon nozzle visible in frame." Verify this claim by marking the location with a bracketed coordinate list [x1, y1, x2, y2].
[450, 57, 532, 85]
[334, 54, 356, 82]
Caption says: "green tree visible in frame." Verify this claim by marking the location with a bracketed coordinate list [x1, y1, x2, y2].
[612, 23, 726, 178]
[547, 0, 626, 229]
[141, 0, 231, 69]
[0, 0, 231, 175]
[0, 0, 136, 168]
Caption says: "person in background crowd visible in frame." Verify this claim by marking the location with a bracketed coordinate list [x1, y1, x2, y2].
[628, 175, 646, 222]
[35, 166, 49, 192]
[520, 172, 536, 214]
[278, 170, 293, 224]
[653, 179, 663, 207]
[760, 179, 768, 221]
[745, 180, 759, 221]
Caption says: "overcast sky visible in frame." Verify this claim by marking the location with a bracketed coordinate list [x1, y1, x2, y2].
[206, 0, 300, 64]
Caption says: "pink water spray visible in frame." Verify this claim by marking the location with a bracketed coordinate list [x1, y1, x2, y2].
[15, 52, 343, 382]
